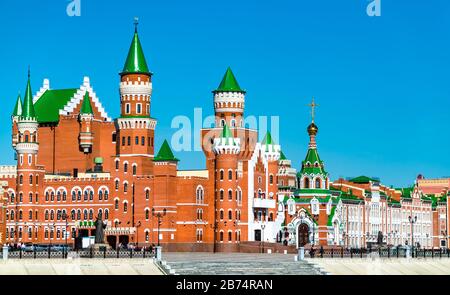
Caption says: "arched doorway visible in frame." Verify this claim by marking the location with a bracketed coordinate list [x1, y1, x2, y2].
[297, 223, 310, 247]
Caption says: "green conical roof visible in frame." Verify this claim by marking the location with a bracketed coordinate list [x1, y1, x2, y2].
[12, 94, 23, 117]
[213, 67, 245, 93]
[300, 148, 327, 176]
[262, 132, 275, 145]
[280, 150, 287, 160]
[21, 74, 36, 120]
[154, 140, 179, 162]
[80, 91, 94, 115]
[121, 29, 150, 75]
[221, 124, 233, 139]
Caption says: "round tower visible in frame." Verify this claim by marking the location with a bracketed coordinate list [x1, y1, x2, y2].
[117, 22, 156, 158]
[79, 91, 94, 153]
[15, 71, 43, 244]
[213, 124, 241, 251]
[213, 67, 246, 128]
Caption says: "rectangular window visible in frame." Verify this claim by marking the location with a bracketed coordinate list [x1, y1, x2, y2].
[136, 103, 142, 114]
[125, 103, 131, 114]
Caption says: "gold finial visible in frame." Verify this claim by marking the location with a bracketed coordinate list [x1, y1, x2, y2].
[307, 97, 319, 123]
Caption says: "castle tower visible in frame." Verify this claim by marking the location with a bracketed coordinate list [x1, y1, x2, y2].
[12, 94, 23, 148]
[15, 71, 43, 243]
[213, 67, 246, 128]
[117, 22, 156, 158]
[79, 91, 94, 153]
[213, 124, 241, 251]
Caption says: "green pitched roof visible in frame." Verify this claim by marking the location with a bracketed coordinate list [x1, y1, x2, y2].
[213, 67, 245, 93]
[34, 89, 78, 123]
[349, 176, 380, 184]
[80, 92, 94, 115]
[300, 148, 327, 175]
[21, 76, 36, 120]
[154, 140, 179, 162]
[12, 94, 23, 117]
[121, 29, 150, 75]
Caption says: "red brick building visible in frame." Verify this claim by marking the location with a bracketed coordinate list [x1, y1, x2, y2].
[0, 25, 296, 252]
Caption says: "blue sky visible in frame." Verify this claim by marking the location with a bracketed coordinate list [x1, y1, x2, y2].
[0, 0, 449, 187]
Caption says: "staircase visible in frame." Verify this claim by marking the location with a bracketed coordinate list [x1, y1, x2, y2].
[163, 253, 326, 275]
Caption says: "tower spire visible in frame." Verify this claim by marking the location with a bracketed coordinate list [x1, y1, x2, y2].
[134, 17, 139, 33]
[307, 97, 319, 149]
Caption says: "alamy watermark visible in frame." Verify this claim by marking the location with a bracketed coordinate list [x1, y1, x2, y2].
[67, 0, 81, 17]
[367, 0, 381, 17]
[170, 108, 280, 153]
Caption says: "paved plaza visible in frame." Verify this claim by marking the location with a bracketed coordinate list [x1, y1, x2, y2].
[0, 258, 163, 275]
[309, 258, 450, 275]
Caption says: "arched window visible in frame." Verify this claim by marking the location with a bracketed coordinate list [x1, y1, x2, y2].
[135, 136, 139, 145]
[219, 231, 224, 242]
[104, 190, 109, 200]
[45, 191, 49, 202]
[36, 175, 39, 184]
[62, 191, 67, 201]
[123, 202, 128, 213]
[71, 210, 75, 220]
[57, 191, 61, 201]
[77, 191, 82, 201]
[72, 191, 76, 201]
[89, 210, 93, 220]
[19, 175, 23, 185]
[77, 210, 81, 220]
[29, 193, 33, 203]
[304, 178, 310, 189]
[57, 210, 61, 220]
[99, 191, 103, 200]
[89, 191, 94, 200]
[29, 175, 33, 185]
[219, 190, 224, 200]
[104, 209, 109, 220]
[269, 174, 274, 184]
[50, 192, 54, 201]
[145, 231, 149, 242]
[196, 186, 204, 204]
[10, 210, 15, 221]
[84, 191, 88, 201]
[315, 178, 321, 189]
[269, 212, 274, 222]
[228, 170, 232, 180]
[124, 163, 128, 173]
[145, 209, 150, 220]
[19, 193, 23, 203]
[124, 182, 128, 193]
[83, 210, 88, 220]
[45, 210, 49, 220]
[10, 193, 15, 203]
[50, 210, 54, 220]
[219, 170, 224, 180]
[115, 199, 119, 210]
[145, 189, 150, 200]
[220, 210, 224, 220]
[115, 160, 119, 170]
[115, 180, 119, 190]
[132, 165, 137, 175]
[228, 231, 232, 242]
[228, 209, 232, 220]
[228, 190, 233, 201]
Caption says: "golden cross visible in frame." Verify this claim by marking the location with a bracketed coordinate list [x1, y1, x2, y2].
[307, 97, 319, 123]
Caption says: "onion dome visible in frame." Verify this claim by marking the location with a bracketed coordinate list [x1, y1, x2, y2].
[307, 122, 318, 136]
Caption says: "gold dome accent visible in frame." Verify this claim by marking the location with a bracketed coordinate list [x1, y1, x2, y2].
[307, 123, 318, 136]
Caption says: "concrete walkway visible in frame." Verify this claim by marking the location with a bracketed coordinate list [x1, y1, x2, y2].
[308, 258, 450, 275]
[0, 258, 164, 275]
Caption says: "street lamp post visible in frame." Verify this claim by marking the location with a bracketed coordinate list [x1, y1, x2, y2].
[311, 214, 319, 245]
[261, 223, 266, 254]
[136, 221, 141, 248]
[152, 208, 166, 247]
[408, 216, 417, 257]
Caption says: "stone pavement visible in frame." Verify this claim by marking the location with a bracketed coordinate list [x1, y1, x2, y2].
[0, 258, 163, 275]
[163, 253, 325, 275]
[308, 258, 450, 275]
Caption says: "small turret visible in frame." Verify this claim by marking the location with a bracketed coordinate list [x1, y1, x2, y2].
[261, 131, 280, 162]
[213, 124, 241, 155]
[79, 91, 94, 153]
[213, 67, 246, 128]
[12, 94, 23, 148]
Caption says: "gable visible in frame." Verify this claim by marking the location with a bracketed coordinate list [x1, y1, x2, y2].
[34, 89, 78, 123]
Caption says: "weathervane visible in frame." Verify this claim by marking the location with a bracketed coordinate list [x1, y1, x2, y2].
[307, 97, 319, 123]
[134, 17, 139, 32]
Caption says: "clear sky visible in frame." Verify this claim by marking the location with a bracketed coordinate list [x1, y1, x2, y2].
[0, 0, 449, 188]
